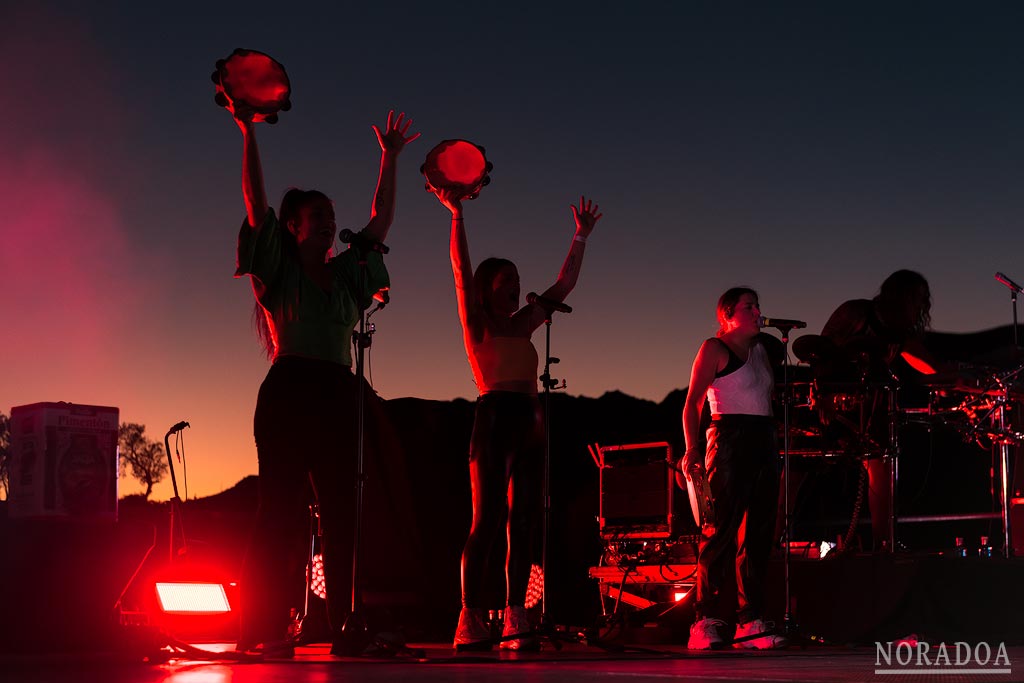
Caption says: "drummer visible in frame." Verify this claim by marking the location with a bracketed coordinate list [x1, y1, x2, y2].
[818, 269, 940, 551]
[821, 270, 939, 378]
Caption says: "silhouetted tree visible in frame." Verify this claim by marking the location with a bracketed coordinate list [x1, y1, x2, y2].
[118, 422, 167, 499]
[0, 413, 9, 500]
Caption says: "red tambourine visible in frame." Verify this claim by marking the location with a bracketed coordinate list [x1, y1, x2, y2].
[420, 140, 493, 200]
[212, 48, 291, 124]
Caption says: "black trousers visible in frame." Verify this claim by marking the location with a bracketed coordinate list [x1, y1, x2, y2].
[461, 392, 544, 609]
[240, 356, 379, 646]
[696, 414, 779, 624]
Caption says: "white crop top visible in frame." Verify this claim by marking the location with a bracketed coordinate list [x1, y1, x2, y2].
[706, 340, 773, 416]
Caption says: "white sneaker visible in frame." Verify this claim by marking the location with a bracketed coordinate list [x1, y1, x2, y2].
[688, 617, 727, 650]
[453, 608, 491, 651]
[500, 605, 540, 650]
[734, 618, 785, 649]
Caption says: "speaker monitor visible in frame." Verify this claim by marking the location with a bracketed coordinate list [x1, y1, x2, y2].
[598, 442, 674, 539]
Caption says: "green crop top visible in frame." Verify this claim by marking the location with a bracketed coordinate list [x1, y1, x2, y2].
[235, 209, 390, 367]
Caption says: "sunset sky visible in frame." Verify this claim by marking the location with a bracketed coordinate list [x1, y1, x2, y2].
[3, 1, 1023, 501]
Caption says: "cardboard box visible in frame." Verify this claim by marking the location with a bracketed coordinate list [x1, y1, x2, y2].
[9, 402, 119, 520]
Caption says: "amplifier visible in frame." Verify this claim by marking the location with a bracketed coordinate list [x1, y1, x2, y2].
[598, 442, 674, 540]
[588, 563, 697, 585]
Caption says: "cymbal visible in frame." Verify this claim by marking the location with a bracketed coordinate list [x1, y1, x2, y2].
[792, 335, 834, 363]
[921, 367, 1008, 396]
[840, 336, 892, 362]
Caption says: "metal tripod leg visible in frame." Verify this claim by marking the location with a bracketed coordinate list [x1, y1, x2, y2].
[886, 385, 898, 553]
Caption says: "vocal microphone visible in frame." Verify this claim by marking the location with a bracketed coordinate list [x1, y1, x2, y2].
[995, 272, 1024, 293]
[526, 292, 572, 314]
[339, 229, 390, 254]
[167, 421, 190, 435]
[759, 316, 807, 330]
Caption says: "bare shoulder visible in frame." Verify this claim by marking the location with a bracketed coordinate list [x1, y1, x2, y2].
[696, 337, 728, 365]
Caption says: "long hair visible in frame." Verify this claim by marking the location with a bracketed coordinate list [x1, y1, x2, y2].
[473, 257, 516, 314]
[466, 257, 516, 340]
[252, 188, 331, 358]
[874, 269, 931, 337]
[716, 286, 758, 336]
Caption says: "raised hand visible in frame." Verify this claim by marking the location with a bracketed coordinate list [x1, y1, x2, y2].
[570, 195, 602, 237]
[434, 187, 464, 217]
[230, 100, 258, 133]
[372, 110, 421, 155]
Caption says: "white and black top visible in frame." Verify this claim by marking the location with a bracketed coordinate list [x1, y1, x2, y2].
[706, 339, 773, 417]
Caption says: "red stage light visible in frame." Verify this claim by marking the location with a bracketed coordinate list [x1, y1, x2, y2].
[155, 582, 231, 614]
[525, 564, 544, 609]
[310, 553, 327, 600]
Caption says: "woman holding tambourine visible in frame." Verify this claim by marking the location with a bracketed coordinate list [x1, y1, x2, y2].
[430, 163, 601, 651]
[217, 49, 419, 657]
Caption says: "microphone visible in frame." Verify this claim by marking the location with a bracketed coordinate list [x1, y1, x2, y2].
[995, 272, 1024, 293]
[526, 292, 572, 314]
[760, 316, 807, 330]
[167, 421, 190, 435]
[339, 229, 390, 254]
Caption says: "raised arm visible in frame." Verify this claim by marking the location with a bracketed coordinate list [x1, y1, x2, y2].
[364, 110, 420, 243]
[521, 196, 601, 329]
[234, 106, 268, 229]
[680, 339, 727, 483]
[434, 188, 477, 341]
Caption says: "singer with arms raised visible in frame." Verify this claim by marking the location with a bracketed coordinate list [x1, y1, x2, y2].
[432, 189, 600, 650]
[680, 287, 784, 650]
[228, 104, 419, 656]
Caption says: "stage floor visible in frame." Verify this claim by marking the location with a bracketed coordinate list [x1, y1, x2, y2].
[2, 642, 1021, 683]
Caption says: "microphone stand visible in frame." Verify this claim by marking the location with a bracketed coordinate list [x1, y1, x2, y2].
[774, 325, 799, 638]
[525, 307, 576, 650]
[163, 423, 189, 562]
[992, 272, 1022, 558]
[763, 323, 813, 644]
[336, 238, 386, 656]
[994, 272, 1021, 348]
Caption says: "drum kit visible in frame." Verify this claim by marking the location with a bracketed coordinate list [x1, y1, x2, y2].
[787, 333, 1024, 557]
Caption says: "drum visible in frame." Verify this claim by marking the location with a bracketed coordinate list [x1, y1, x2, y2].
[212, 48, 291, 123]
[420, 140, 492, 199]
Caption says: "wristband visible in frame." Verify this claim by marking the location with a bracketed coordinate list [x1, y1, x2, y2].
[573, 234, 587, 243]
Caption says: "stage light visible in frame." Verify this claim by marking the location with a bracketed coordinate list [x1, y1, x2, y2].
[155, 582, 231, 614]
[524, 564, 544, 609]
[673, 590, 689, 602]
[310, 553, 327, 600]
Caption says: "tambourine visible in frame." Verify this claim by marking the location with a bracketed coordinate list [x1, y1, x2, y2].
[686, 466, 715, 532]
[212, 48, 291, 124]
[420, 140, 493, 200]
